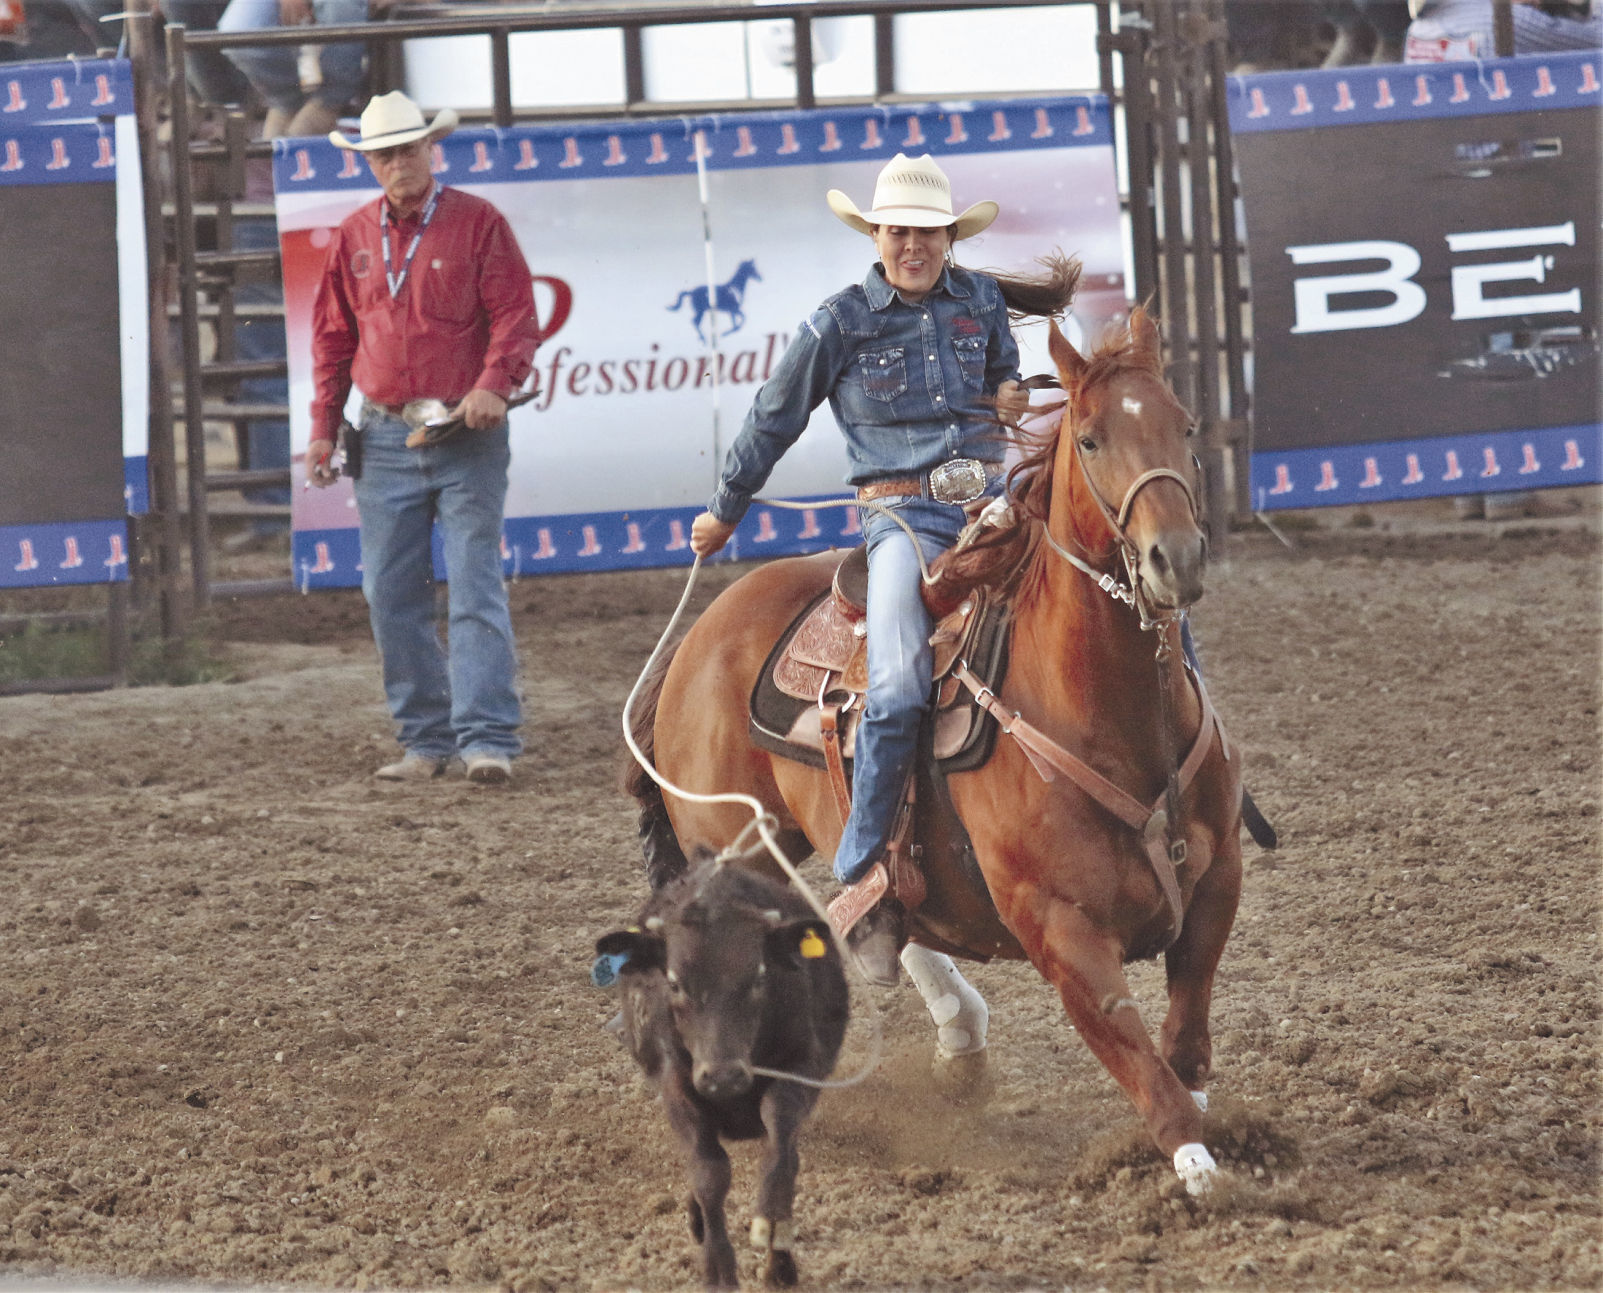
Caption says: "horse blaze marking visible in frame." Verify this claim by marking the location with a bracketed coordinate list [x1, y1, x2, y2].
[310, 542, 335, 573]
[753, 512, 778, 543]
[1561, 439, 1584, 470]
[1480, 447, 1501, 478]
[1518, 444, 1541, 475]
[1359, 457, 1382, 488]
[532, 527, 557, 558]
[665, 519, 688, 551]
[1268, 463, 1293, 495]
[1121, 396, 1142, 416]
[14, 539, 37, 571]
[59, 537, 83, 568]
[622, 522, 646, 554]
[797, 510, 821, 540]
[578, 525, 602, 557]
[1313, 461, 1338, 491]
[1402, 454, 1424, 484]
[1442, 450, 1463, 480]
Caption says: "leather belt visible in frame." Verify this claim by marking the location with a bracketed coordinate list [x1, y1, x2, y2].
[857, 457, 996, 507]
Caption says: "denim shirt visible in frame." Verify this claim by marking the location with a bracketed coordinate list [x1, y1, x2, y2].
[708, 263, 1021, 524]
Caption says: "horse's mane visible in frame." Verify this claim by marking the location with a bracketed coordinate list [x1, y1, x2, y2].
[926, 313, 1162, 611]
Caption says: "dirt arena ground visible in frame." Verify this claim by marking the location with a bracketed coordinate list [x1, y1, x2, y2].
[0, 497, 1597, 1292]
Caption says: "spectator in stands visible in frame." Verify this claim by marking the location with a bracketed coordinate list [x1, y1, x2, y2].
[1324, 1, 1413, 63]
[1405, 0, 1601, 61]
[218, 0, 369, 139]
[305, 92, 539, 786]
[166, 0, 253, 107]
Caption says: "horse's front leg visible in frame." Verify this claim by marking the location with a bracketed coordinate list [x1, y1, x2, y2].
[1162, 829, 1242, 1101]
[1013, 890, 1217, 1193]
[900, 945, 992, 1099]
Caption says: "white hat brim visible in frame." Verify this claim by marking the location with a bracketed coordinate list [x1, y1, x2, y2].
[826, 189, 998, 240]
[330, 107, 459, 151]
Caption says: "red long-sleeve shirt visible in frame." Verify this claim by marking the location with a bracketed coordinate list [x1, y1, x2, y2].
[309, 185, 539, 443]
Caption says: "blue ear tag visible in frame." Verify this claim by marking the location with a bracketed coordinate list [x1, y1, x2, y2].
[591, 951, 630, 988]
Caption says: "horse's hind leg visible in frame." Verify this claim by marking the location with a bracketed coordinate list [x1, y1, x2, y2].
[1161, 834, 1242, 1103]
[1021, 896, 1217, 1192]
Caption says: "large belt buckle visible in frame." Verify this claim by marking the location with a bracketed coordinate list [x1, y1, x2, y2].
[400, 397, 452, 433]
[928, 457, 988, 505]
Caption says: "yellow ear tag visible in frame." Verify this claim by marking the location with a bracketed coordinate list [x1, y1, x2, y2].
[799, 930, 827, 959]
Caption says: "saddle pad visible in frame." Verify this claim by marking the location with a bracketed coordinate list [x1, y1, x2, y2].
[750, 590, 1012, 777]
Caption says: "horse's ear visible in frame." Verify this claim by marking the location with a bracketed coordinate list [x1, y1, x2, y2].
[1047, 318, 1087, 384]
[1129, 305, 1163, 365]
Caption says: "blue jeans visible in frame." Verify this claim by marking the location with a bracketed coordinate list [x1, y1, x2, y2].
[834, 494, 972, 884]
[218, 0, 367, 114]
[353, 408, 522, 763]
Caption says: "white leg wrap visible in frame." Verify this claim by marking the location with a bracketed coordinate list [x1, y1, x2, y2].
[900, 945, 988, 1057]
[1190, 1089, 1208, 1113]
[1173, 1142, 1217, 1196]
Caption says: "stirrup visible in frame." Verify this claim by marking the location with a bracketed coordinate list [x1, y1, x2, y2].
[826, 862, 890, 939]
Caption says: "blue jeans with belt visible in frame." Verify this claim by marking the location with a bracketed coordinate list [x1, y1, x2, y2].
[352, 407, 523, 764]
[833, 493, 972, 885]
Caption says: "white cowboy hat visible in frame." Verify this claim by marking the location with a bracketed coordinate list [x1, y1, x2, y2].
[826, 153, 999, 240]
[329, 91, 458, 152]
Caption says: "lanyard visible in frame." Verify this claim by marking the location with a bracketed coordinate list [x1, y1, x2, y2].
[380, 183, 441, 300]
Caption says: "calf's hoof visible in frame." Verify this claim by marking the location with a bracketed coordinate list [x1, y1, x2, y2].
[752, 1217, 797, 1287]
[931, 1047, 993, 1106]
[762, 1248, 798, 1288]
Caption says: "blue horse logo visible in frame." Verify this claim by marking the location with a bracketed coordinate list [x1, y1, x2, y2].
[667, 258, 762, 343]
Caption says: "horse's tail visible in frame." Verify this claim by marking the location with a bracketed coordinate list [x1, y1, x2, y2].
[622, 637, 691, 891]
[990, 251, 1083, 321]
[666, 290, 691, 313]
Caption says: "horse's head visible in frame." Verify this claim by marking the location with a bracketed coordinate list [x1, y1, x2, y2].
[1046, 309, 1205, 613]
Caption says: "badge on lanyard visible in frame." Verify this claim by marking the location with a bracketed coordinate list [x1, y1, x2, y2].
[381, 183, 441, 300]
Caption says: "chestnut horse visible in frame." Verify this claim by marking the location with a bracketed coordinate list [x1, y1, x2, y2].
[627, 310, 1243, 1192]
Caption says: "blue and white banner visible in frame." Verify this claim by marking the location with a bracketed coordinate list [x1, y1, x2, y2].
[0, 58, 147, 588]
[275, 95, 1126, 587]
[1230, 50, 1600, 511]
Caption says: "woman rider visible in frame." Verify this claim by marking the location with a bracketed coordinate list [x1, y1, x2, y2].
[689, 154, 1031, 984]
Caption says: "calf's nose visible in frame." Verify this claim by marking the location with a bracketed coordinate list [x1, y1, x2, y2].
[693, 1059, 753, 1100]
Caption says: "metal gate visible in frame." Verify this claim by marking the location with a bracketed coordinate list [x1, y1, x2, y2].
[145, 0, 1246, 607]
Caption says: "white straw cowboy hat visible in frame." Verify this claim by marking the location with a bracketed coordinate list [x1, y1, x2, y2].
[329, 91, 458, 151]
[827, 152, 999, 240]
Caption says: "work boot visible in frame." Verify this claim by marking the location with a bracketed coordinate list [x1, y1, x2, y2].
[375, 752, 450, 782]
[845, 900, 905, 986]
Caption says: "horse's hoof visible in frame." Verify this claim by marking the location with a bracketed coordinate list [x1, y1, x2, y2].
[931, 1048, 993, 1105]
[1173, 1142, 1217, 1196]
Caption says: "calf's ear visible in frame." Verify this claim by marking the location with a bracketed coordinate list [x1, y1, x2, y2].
[593, 928, 666, 984]
[764, 918, 835, 969]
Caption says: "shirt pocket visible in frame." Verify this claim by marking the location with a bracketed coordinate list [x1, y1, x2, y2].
[856, 346, 908, 403]
[416, 258, 478, 327]
[952, 334, 987, 390]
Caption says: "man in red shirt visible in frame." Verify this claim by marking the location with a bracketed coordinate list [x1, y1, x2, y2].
[307, 92, 540, 785]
